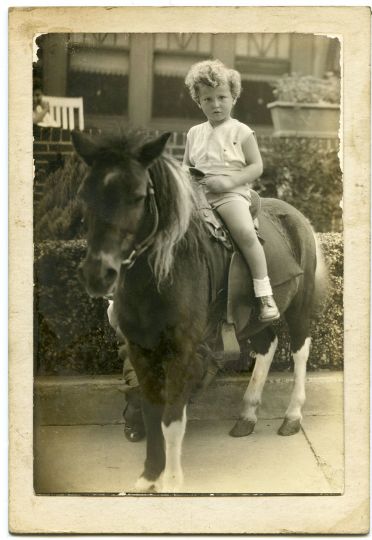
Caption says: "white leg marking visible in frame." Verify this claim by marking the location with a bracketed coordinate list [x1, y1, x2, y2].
[285, 337, 311, 421]
[161, 407, 187, 492]
[241, 337, 278, 422]
[134, 475, 161, 493]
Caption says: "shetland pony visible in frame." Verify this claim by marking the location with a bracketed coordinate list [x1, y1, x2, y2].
[72, 130, 325, 492]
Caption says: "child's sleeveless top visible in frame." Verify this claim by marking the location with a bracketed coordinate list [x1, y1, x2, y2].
[186, 118, 254, 196]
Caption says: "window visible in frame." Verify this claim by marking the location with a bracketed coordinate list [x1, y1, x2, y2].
[152, 33, 212, 121]
[68, 72, 128, 116]
[67, 35, 129, 116]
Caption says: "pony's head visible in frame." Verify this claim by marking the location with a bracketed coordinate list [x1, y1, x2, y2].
[72, 130, 195, 297]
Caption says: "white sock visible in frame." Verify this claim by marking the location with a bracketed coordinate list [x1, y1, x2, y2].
[253, 276, 273, 297]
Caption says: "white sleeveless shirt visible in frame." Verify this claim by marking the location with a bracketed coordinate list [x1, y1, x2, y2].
[185, 118, 254, 175]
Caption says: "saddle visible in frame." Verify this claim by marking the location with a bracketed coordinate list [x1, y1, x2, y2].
[191, 171, 304, 359]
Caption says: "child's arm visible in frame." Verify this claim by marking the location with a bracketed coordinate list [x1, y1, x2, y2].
[32, 100, 50, 124]
[205, 134, 263, 193]
[182, 134, 193, 169]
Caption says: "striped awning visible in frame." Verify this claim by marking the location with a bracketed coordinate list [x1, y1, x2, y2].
[69, 48, 129, 76]
[154, 54, 206, 78]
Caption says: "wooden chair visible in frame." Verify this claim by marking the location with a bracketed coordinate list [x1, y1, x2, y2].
[44, 96, 85, 130]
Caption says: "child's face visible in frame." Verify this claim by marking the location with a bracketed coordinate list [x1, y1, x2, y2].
[33, 89, 43, 108]
[197, 83, 235, 126]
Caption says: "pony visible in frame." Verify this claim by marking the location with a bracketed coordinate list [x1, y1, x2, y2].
[72, 130, 326, 493]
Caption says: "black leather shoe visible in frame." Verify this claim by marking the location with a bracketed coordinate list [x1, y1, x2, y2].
[123, 388, 145, 442]
[124, 421, 145, 442]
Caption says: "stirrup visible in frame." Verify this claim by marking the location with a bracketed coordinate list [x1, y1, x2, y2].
[221, 321, 240, 360]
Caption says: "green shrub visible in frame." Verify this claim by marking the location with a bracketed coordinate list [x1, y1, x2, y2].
[271, 233, 343, 371]
[255, 138, 342, 232]
[34, 234, 342, 375]
[34, 154, 87, 242]
[34, 241, 120, 375]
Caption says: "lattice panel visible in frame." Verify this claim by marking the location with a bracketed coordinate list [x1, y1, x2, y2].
[235, 34, 290, 60]
[154, 33, 212, 54]
[68, 33, 130, 49]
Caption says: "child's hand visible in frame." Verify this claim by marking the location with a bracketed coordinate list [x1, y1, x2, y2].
[204, 175, 234, 193]
[41, 100, 50, 113]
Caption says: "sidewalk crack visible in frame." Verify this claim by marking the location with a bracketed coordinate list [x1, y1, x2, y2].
[301, 425, 343, 492]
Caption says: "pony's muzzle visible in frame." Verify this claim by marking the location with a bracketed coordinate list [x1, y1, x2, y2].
[78, 258, 118, 297]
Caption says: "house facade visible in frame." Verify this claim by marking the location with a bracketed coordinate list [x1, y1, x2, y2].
[36, 32, 340, 134]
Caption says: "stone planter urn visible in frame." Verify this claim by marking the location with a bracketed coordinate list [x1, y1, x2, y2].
[267, 101, 340, 138]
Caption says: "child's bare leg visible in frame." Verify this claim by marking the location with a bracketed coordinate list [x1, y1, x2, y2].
[216, 200, 267, 279]
[216, 199, 280, 321]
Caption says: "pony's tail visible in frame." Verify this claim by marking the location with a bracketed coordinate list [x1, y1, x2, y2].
[312, 231, 330, 318]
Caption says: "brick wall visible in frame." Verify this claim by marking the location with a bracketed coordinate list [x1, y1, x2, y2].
[33, 126, 98, 202]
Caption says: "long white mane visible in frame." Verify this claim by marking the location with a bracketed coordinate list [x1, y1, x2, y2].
[148, 155, 197, 287]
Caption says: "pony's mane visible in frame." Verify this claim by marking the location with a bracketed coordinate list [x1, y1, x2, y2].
[148, 153, 206, 287]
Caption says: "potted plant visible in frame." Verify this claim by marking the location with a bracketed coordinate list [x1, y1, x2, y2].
[267, 72, 341, 137]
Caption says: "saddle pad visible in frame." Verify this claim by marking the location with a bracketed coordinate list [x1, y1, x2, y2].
[259, 210, 304, 287]
[227, 210, 304, 335]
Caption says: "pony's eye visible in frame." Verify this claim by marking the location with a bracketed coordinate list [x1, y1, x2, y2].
[126, 195, 145, 206]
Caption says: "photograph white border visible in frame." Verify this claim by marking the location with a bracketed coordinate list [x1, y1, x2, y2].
[8, 5, 370, 534]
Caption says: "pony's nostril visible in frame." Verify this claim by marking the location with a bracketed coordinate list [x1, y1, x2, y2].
[105, 268, 117, 283]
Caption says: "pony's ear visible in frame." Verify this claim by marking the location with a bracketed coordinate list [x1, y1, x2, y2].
[71, 130, 98, 166]
[138, 132, 171, 167]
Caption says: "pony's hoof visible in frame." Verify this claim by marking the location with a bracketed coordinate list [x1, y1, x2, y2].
[278, 418, 301, 436]
[229, 418, 256, 437]
[134, 475, 159, 493]
[161, 474, 184, 494]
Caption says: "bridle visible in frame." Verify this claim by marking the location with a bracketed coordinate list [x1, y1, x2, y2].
[120, 175, 159, 271]
[103, 175, 159, 301]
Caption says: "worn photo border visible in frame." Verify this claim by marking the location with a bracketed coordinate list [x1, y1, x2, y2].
[8, 5, 370, 534]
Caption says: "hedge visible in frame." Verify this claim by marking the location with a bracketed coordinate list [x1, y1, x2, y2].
[34, 233, 343, 375]
[256, 138, 342, 233]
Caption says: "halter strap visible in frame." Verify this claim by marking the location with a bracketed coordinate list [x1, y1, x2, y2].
[121, 177, 159, 270]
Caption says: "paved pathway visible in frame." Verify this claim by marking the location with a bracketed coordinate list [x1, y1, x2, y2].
[34, 414, 343, 495]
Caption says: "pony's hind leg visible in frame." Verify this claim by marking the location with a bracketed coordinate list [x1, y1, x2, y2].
[230, 328, 277, 437]
[278, 336, 311, 436]
[278, 305, 312, 436]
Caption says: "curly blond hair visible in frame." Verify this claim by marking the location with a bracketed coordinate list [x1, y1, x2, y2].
[185, 59, 242, 103]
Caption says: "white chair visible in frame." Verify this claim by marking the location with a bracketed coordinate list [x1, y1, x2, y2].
[44, 96, 85, 130]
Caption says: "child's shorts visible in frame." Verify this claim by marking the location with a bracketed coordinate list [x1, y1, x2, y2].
[206, 190, 252, 210]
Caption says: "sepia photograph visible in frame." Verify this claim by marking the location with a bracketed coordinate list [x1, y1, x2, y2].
[9, 5, 370, 535]
[33, 31, 343, 496]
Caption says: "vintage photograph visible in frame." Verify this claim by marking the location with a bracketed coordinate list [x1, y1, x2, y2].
[33, 31, 343, 495]
[8, 5, 370, 535]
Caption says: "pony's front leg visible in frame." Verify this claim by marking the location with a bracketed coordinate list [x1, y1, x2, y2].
[161, 404, 187, 492]
[134, 397, 165, 492]
[128, 344, 165, 492]
[160, 349, 200, 493]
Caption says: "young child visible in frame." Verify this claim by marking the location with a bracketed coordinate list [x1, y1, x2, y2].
[33, 80, 58, 127]
[183, 59, 279, 322]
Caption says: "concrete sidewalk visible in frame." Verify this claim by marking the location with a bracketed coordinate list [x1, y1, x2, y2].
[34, 372, 344, 495]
